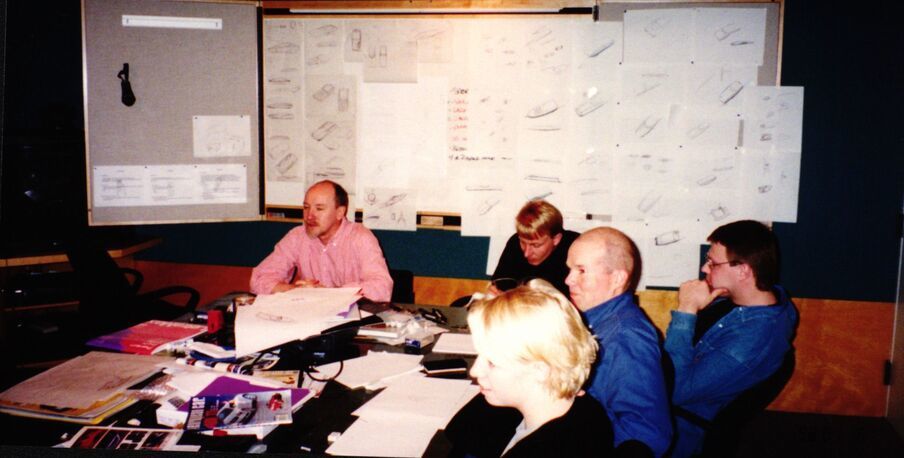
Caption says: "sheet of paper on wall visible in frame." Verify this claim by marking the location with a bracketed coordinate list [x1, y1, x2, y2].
[305, 20, 344, 75]
[739, 148, 801, 223]
[265, 19, 303, 73]
[670, 107, 741, 148]
[624, 8, 694, 64]
[93, 164, 247, 207]
[616, 105, 673, 145]
[363, 31, 418, 83]
[359, 79, 447, 191]
[742, 86, 805, 153]
[401, 18, 454, 64]
[467, 19, 523, 81]
[693, 8, 767, 65]
[460, 182, 517, 237]
[362, 187, 417, 231]
[565, 145, 615, 217]
[620, 64, 688, 107]
[234, 287, 362, 357]
[685, 64, 758, 111]
[192, 115, 252, 158]
[573, 21, 623, 83]
[305, 74, 356, 120]
[305, 117, 357, 196]
[641, 219, 710, 288]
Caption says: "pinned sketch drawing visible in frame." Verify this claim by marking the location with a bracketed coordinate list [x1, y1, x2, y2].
[305, 74, 356, 119]
[739, 148, 801, 223]
[686, 64, 757, 109]
[624, 8, 693, 64]
[693, 8, 767, 65]
[742, 86, 804, 153]
[362, 24, 418, 83]
[620, 64, 687, 107]
[305, 20, 343, 75]
[264, 19, 303, 74]
[192, 115, 252, 158]
[523, 21, 571, 78]
[362, 187, 417, 231]
[573, 21, 622, 84]
[402, 19, 454, 63]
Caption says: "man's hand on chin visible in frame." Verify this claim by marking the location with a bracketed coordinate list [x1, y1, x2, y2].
[677, 279, 728, 315]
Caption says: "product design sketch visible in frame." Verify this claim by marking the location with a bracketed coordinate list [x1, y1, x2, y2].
[742, 86, 804, 153]
[362, 24, 418, 83]
[686, 64, 756, 108]
[407, 19, 454, 63]
[692, 7, 767, 65]
[361, 187, 417, 231]
[192, 115, 251, 158]
[524, 22, 570, 77]
[623, 8, 693, 64]
[305, 75, 356, 119]
[304, 20, 342, 75]
[304, 118, 356, 196]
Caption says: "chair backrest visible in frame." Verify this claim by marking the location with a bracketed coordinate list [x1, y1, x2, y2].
[64, 236, 136, 334]
[700, 348, 796, 457]
[389, 269, 414, 304]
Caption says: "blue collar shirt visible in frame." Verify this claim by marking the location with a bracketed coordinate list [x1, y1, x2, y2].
[583, 292, 673, 457]
[665, 285, 798, 457]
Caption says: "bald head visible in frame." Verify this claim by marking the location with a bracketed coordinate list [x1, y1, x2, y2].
[565, 227, 641, 310]
[577, 227, 637, 279]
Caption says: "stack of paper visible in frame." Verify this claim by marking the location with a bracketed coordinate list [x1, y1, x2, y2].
[0, 352, 171, 424]
[234, 287, 362, 357]
[314, 351, 424, 390]
[326, 374, 479, 457]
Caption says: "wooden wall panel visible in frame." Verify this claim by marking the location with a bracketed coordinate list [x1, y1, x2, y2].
[135, 262, 894, 417]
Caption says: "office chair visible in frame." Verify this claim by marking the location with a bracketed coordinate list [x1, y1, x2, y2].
[389, 269, 414, 304]
[65, 236, 200, 338]
[699, 348, 796, 457]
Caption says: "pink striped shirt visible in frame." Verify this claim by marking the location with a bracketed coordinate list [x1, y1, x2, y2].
[250, 219, 393, 301]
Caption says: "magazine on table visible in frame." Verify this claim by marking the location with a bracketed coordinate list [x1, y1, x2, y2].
[184, 389, 293, 431]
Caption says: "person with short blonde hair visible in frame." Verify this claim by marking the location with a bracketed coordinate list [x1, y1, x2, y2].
[445, 280, 613, 457]
[491, 200, 579, 296]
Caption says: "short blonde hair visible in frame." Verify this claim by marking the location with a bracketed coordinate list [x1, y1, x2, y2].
[515, 200, 564, 239]
[468, 279, 598, 399]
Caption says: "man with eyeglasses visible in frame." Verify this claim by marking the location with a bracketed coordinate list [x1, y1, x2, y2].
[665, 220, 798, 457]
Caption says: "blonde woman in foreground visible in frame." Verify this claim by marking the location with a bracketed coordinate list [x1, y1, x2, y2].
[445, 279, 614, 457]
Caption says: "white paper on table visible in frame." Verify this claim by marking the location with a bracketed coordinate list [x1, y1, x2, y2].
[326, 416, 439, 457]
[0, 352, 171, 409]
[314, 351, 424, 389]
[693, 8, 767, 65]
[624, 8, 694, 64]
[234, 287, 362, 357]
[192, 115, 252, 158]
[352, 374, 479, 429]
[432, 332, 476, 355]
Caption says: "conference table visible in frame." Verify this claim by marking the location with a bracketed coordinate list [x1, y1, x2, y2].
[0, 292, 474, 456]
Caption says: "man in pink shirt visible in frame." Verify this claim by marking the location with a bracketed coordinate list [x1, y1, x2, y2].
[250, 180, 393, 302]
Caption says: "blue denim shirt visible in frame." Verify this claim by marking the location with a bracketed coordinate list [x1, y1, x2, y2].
[584, 292, 673, 457]
[665, 285, 798, 458]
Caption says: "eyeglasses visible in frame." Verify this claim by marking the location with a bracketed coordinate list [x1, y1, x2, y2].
[704, 258, 741, 268]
